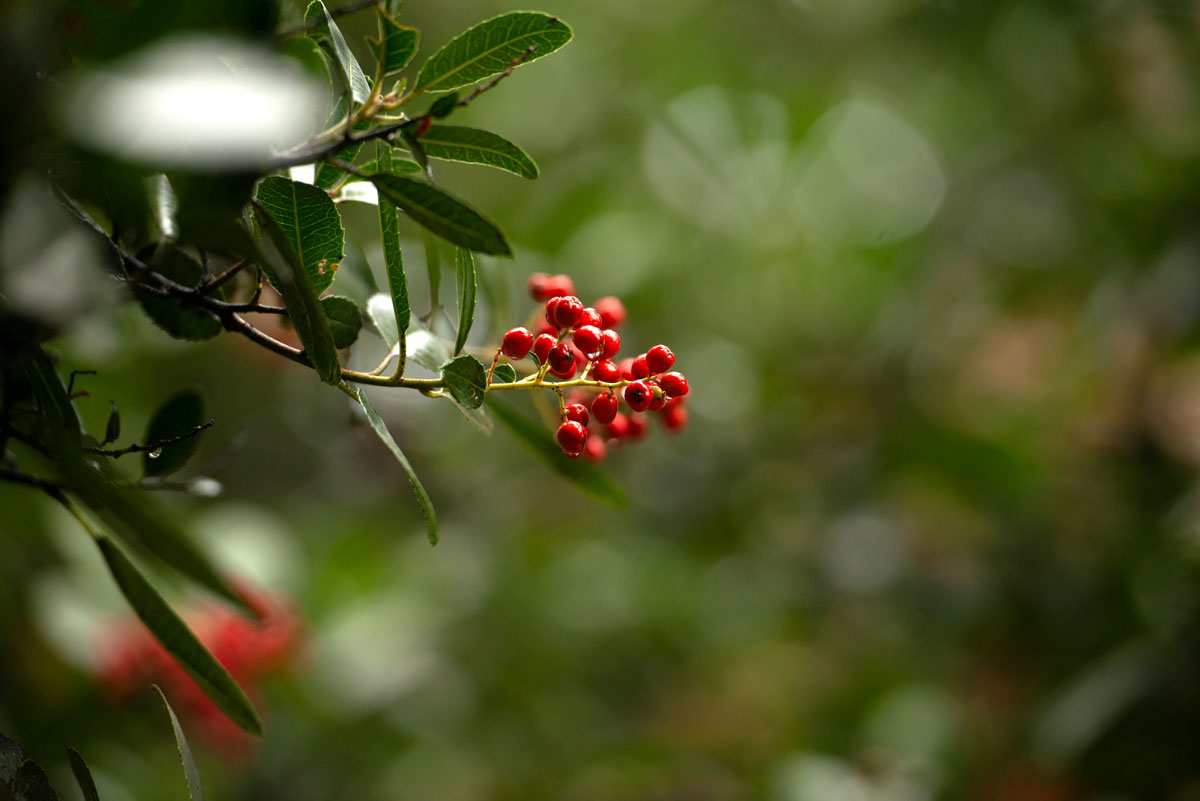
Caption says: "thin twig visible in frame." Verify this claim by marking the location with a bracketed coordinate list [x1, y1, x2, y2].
[202, 260, 248, 291]
[89, 420, 214, 458]
[277, 0, 380, 37]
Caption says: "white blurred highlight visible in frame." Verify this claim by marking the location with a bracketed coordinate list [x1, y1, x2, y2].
[64, 36, 326, 168]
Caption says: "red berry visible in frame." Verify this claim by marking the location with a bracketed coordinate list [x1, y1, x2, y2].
[648, 385, 667, 412]
[591, 359, 620, 383]
[605, 412, 630, 440]
[556, 420, 588, 456]
[600, 329, 621, 359]
[591, 392, 619, 424]
[578, 307, 603, 329]
[658, 371, 689, 397]
[618, 357, 636, 380]
[630, 354, 650, 379]
[646, 344, 674, 374]
[552, 296, 585, 330]
[548, 342, 576, 375]
[544, 297, 563, 328]
[532, 333, 556, 364]
[564, 403, 590, 427]
[583, 435, 607, 462]
[660, 398, 688, 431]
[500, 327, 533, 359]
[627, 413, 648, 440]
[544, 274, 575, 298]
[535, 318, 556, 337]
[594, 296, 626, 329]
[528, 272, 552, 302]
[624, 380, 652, 412]
[572, 325, 603, 358]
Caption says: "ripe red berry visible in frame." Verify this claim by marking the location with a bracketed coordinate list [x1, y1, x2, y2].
[624, 380, 652, 412]
[646, 344, 674, 374]
[648, 385, 667, 412]
[583, 435, 607, 462]
[544, 296, 563, 328]
[544, 274, 575, 299]
[548, 342, 576, 376]
[535, 318, 556, 337]
[528, 272, 552, 302]
[564, 403, 590, 427]
[600, 329, 620, 359]
[578, 307, 603, 329]
[630, 354, 650, 380]
[572, 325, 603, 358]
[658, 371, 689, 397]
[556, 420, 588, 457]
[591, 359, 620, 383]
[626, 413, 648, 440]
[618, 357, 636, 380]
[552, 296, 585, 330]
[594, 296, 626, 329]
[660, 398, 689, 431]
[532, 333, 556, 364]
[605, 412, 630, 440]
[500, 327, 533, 359]
[591, 392, 619, 424]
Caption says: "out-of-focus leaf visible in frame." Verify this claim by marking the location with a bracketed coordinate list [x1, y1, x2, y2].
[149, 174, 178, 241]
[135, 248, 221, 341]
[66, 748, 99, 801]
[252, 201, 341, 385]
[453, 247, 476, 355]
[12, 761, 58, 801]
[418, 125, 538, 178]
[367, 293, 399, 348]
[368, 8, 419, 76]
[441, 353, 487, 409]
[0, 733, 22, 790]
[143, 390, 205, 478]
[103, 402, 120, 446]
[406, 323, 492, 433]
[370, 174, 510, 255]
[355, 389, 438, 545]
[154, 686, 204, 801]
[321, 295, 363, 348]
[18, 345, 81, 453]
[254, 175, 344, 295]
[491, 364, 517, 384]
[427, 92, 459, 119]
[488, 398, 628, 507]
[305, 0, 370, 104]
[415, 12, 572, 93]
[95, 537, 263, 736]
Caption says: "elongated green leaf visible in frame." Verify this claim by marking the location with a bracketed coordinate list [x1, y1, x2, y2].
[488, 399, 627, 507]
[12, 761, 58, 801]
[415, 12, 572, 93]
[0, 734, 22, 790]
[143, 390, 205, 478]
[355, 390, 438, 545]
[96, 537, 263, 736]
[321, 295, 363, 348]
[376, 142, 411, 349]
[19, 346, 81, 453]
[453, 247, 476, 355]
[314, 122, 372, 189]
[371, 174, 510, 255]
[356, 157, 422, 176]
[368, 8, 419, 76]
[305, 0, 370, 104]
[252, 203, 342, 385]
[67, 748, 100, 801]
[491, 364, 517, 384]
[254, 176, 345, 295]
[154, 687, 204, 801]
[104, 402, 121, 446]
[418, 125, 538, 178]
[442, 354, 486, 409]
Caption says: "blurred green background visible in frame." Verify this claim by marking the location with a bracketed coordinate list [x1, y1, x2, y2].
[4, 0, 1200, 799]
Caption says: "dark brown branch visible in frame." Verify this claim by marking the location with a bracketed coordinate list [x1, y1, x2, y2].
[89, 420, 214, 458]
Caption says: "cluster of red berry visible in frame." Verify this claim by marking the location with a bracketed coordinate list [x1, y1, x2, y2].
[492, 272, 690, 461]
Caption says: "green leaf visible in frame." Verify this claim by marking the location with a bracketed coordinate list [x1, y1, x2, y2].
[428, 92, 459, 119]
[453, 247, 476, 355]
[355, 390, 438, 545]
[367, 293, 399, 348]
[67, 748, 100, 801]
[399, 129, 432, 182]
[415, 12, 573, 93]
[143, 391, 205, 478]
[355, 157, 422, 176]
[441, 354, 487, 409]
[368, 7, 419, 76]
[95, 537, 263, 736]
[314, 122, 372, 190]
[0, 733, 23, 790]
[491, 363, 517, 384]
[12, 760, 59, 801]
[321, 295, 363, 348]
[252, 202, 342, 385]
[103, 401, 120, 446]
[305, 0, 370, 104]
[154, 686, 204, 801]
[488, 399, 628, 507]
[406, 324, 492, 433]
[135, 249, 221, 341]
[418, 125, 538, 178]
[18, 346, 81, 453]
[370, 174, 510, 255]
[376, 142, 411, 345]
[254, 175, 345, 295]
